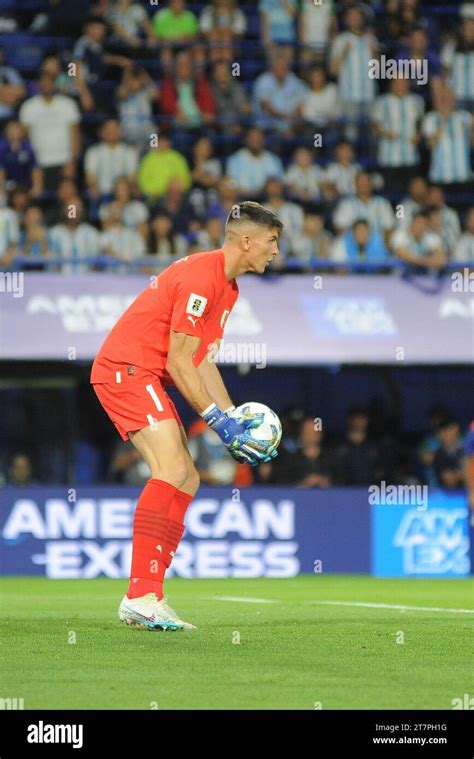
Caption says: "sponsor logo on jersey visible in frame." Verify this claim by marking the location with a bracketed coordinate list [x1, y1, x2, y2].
[186, 293, 207, 318]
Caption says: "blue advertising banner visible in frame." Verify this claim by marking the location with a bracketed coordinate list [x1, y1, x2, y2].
[1, 487, 469, 578]
[0, 487, 370, 578]
[371, 491, 470, 577]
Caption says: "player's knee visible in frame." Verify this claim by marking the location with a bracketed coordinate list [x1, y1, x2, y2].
[166, 457, 190, 488]
[186, 466, 200, 495]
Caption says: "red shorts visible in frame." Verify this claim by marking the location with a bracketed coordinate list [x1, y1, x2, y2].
[92, 365, 183, 441]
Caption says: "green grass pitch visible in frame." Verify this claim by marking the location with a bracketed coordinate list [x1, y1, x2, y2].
[1, 575, 472, 710]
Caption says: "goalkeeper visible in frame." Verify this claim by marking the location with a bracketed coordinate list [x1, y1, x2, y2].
[90, 201, 283, 630]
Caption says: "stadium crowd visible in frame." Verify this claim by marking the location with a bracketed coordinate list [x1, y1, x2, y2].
[0, 0, 472, 273]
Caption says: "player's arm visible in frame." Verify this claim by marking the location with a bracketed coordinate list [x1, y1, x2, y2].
[197, 339, 235, 412]
[166, 330, 215, 414]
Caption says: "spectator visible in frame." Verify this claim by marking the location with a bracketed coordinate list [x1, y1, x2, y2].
[0, 202, 19, 268]
[441, 11, 474, 110]
[108, 440, 150, 486]
[425, 205, 455, 258]
[117, 66, 159, 149]
[417, 404, 448, 486]
[44, 177, 79, 226]
[161, 50, 215, 131]
[151, 0, 198, 42]
[7, 453, 35, 487]
[395, 24, 442, 106]
[284, 146, 325, 203]
[453, 207, 474, 262]
[40, 54, 94, 112]
[49, 197, 101, 273]
[19, 72, 81, 190]
[334, 408, 382, 486]
[259, 0, 297, 53]
[299, 0, 337, 61]
[422, 86, 473, 190]
[153, 177, 199, 235]
[100, 200, 145, 269]
[263, 177, 304, 260]
[194, 216, 224, 252]
[253, 56, 308, 134]
[391, 210, 446, 272]
[200, 0, 246, 37]
[323, 140, 361, 199]
[433, 419, 464, 489]
[426, 185, 462, 249]
[99, 177, 149, 239]
[299, 65, 341, 131]
[291, 213, 332, 266]
[333, 172, 395, 242]
[18, 204, 50, 268]
[206, 176, 240, 224]
[0, 48, 25, 121]
[329, 219, 389, 265]
[226, 128, 283, 196]
[73, 18, 131, 100]
[145, 210, 188, 269]
[0, 120, 43, 197]
[191, 136, 222, 190]
[329, 5, 379, 141]
[276, 419, 332, 487]
[199, 0, 246, 62]
[85, 119, 139, 197]
[187, 418, 248, 486]
[398, 175, 429, 229]
[211, 60, 252, 134]
[138, 132, 191, 200]
[106, 0, 155, 49]
[372, 77, 424, 191]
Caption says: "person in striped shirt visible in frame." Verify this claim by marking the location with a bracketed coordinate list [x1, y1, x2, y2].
[453, 207, 474, 263]
[333, 171, 395, 244]
[441, 13, 474, 111]
[0, 203, 19, 268]
[100, 200, 145, 272]
[372, 77, 424, 191]
[49, 197, 101, 274]
[263, 176, 304, 262]
[322, 140, 361, 201]
[84, 119, 139, 198]
[329, 5, 379, 142]
[391, 210, 446, 273]
[98, 177, 149, 240]
[226, 127, 283, 197]
[422, 87, 473, 190]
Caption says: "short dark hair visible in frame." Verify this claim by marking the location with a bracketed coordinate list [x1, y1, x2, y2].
[225, 201, 284, 234]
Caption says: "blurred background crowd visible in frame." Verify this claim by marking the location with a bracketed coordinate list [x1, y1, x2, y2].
[0, 0, 472, 273]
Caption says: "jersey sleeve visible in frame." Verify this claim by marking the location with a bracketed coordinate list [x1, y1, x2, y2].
[169, 267, 217, 337]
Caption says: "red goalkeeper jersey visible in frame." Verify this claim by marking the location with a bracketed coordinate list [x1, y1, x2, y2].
[90, 249, 239, 385]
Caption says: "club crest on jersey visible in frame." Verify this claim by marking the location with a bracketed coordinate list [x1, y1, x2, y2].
[186, 293, 207, 318]
[220, 309, 230, 328]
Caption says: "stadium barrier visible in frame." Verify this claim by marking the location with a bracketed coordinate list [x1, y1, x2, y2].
[0, 486, 470, 579]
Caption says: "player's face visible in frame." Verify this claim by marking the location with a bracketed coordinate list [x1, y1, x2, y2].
[245, 227, 280, 273]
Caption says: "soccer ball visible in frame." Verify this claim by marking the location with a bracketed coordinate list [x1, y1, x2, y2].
[230, 402, 282, 454]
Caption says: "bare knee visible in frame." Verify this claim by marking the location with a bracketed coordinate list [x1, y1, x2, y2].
[183, 466, 200, 495]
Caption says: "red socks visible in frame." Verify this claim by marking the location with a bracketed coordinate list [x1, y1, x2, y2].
[127, 481, 193, 601]
[127, 478, 178, 600]
[162, 490, 193, 572]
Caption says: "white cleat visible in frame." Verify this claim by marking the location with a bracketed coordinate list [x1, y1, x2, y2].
[157, 596, 197, 630]
[119, 593, 184, 631]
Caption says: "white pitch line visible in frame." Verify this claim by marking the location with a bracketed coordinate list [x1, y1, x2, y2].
[204, 596, 280, 604]
[307, 601, 474, 614]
